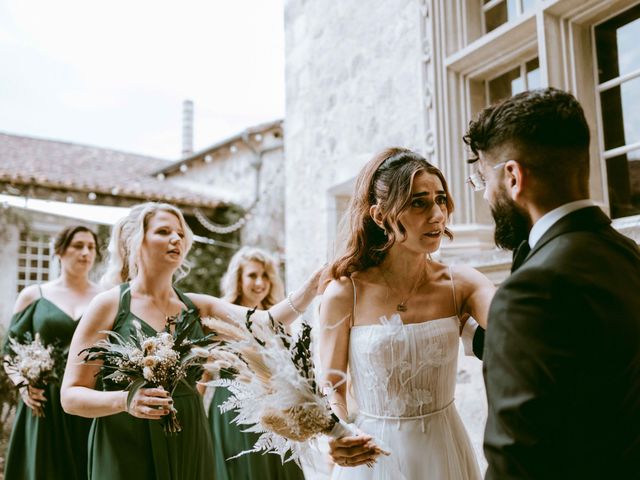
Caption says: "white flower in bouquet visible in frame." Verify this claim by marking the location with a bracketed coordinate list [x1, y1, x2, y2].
[202, 309, 370, 464]
[4, 333, 66, 417]
[81, 314, 214, 434]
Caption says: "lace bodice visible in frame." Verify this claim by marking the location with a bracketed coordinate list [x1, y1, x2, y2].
[348, 314, 459, 418]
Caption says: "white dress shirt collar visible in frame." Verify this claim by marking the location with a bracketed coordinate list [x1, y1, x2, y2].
[529, 199, 596, 248]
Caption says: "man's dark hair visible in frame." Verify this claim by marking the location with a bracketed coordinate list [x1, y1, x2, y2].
[463, 88, 590, 176]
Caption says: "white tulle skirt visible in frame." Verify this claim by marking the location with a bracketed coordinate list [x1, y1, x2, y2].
[331, 403, 481, 480]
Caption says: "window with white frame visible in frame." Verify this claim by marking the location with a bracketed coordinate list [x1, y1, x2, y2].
[17, 232, 53, 293]
[482, 0, 536, 34]
[486, 57, 541, 104]
[595, 4, 640, 219]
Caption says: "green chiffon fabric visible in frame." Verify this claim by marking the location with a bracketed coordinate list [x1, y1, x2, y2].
[3, 297, 92, 480]
[87, 283, 214, 480]
[209, 371, 306, 480]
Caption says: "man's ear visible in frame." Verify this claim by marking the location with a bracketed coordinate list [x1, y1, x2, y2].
[369, 204, 385, 230]
[504, 160, 525, 202]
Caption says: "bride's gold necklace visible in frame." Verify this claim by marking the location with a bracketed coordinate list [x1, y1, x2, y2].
[380, 264, 427, 312]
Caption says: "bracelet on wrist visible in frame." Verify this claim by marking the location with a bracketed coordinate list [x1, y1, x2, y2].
[286, 292, 305, 316]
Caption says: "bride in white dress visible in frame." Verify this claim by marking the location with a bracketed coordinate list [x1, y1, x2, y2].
[319, 148, 495, 479]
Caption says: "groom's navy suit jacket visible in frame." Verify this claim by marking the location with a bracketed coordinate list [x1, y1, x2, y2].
[478, 206, 640, 479]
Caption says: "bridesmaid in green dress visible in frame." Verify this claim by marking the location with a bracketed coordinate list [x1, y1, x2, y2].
[60, 202, 323, 480]
[205, 247, 305, 480]
[3, 225, 102, 480]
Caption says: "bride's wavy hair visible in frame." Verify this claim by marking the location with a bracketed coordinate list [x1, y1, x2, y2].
[330, 148, 454, 279]
[101, 202, 194, 288]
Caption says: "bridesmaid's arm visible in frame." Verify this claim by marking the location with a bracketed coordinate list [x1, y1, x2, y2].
[4, 285, 46, 411]
[60, 288, 127, 417]
[188, 265, 326, 327]
[4, 285, 40, 385]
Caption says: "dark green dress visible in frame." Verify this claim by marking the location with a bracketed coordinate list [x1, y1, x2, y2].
[3, 297, 92, 480]
[87, 284, 214, 480]
[209, 372, 306, 479]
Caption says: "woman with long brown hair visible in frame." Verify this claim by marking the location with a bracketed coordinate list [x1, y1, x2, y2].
[4, 225, 102, 480]
[320, 148, 495, 479]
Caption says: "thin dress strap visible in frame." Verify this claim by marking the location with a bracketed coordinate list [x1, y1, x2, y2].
[349, 276, 357, 327]
[175, 287, 198, 313]
[112, 283, 131, 331]
[37, 284, 43, 299]
[449, 266, 459, 317]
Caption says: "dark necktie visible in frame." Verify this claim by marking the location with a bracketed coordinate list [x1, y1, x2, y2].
[511, 240, 531, 272]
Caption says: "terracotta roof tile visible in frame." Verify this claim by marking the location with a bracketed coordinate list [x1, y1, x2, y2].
[0, 132, 224, 209]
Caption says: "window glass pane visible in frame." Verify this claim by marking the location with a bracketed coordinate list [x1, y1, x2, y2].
[595, 4, 640, 83]
[511, 76, 525, 95]
[525, 58, 541, 89]
[488, 66, 521, 103]
[618, 18, 640, 77]
[485, 2, 507, 33]
[521, 0, 535, 13]
[507, 0, 518, 20]
[600, 75, 640, 150]
[606, 150, 640, 218]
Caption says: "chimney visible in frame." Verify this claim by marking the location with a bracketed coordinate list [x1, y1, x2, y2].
[182, 99, 194, 158]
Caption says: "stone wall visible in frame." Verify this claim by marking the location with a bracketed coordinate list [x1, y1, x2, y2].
[284, 0, 428, 287]
[166, 127, 285, 257]
[0, 220, 19, 328]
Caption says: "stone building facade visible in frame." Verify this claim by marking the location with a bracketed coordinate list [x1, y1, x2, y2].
[157, 120, 285, 258]
[283, 0, 640, 470]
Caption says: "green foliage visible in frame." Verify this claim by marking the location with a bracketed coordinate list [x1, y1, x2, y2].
[177, 207, 242, 296]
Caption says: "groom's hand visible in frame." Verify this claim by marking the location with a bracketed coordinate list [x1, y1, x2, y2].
[329, 434, 380, 467]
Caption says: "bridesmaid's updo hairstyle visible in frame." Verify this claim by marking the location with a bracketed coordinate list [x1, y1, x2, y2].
[101, 202, 193, 288]
[330, 147, 454, 279]
[54, 225, 101, 260]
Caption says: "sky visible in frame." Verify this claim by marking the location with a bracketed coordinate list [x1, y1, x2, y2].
[0, 0, 285, 160]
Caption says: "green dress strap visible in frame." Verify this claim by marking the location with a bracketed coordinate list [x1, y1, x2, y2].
[112, 283, 133, 331]
[3, 299, 39, 354]
[174, 288, 197, 313]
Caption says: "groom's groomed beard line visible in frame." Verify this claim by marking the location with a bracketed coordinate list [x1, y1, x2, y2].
[490, 193, 532, 251]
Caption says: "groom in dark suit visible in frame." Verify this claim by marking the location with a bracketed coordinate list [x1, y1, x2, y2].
[464, 88, 640, 479]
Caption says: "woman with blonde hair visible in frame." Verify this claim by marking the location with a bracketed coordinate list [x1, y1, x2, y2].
[209, 246, 305, 479]
[61, 203, 322, 480]
[320, 148, 495, 479]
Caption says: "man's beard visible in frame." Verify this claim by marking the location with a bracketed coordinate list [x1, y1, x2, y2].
[490, 189, 532, 251]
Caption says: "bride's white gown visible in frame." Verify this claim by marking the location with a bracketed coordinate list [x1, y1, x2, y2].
[332, 285, 481, 480]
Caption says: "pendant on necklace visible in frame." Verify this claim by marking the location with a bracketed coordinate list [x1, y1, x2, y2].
[396, 304, 408, 312]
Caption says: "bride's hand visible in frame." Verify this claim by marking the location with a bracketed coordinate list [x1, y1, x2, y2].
[329, 433, 387, 467]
